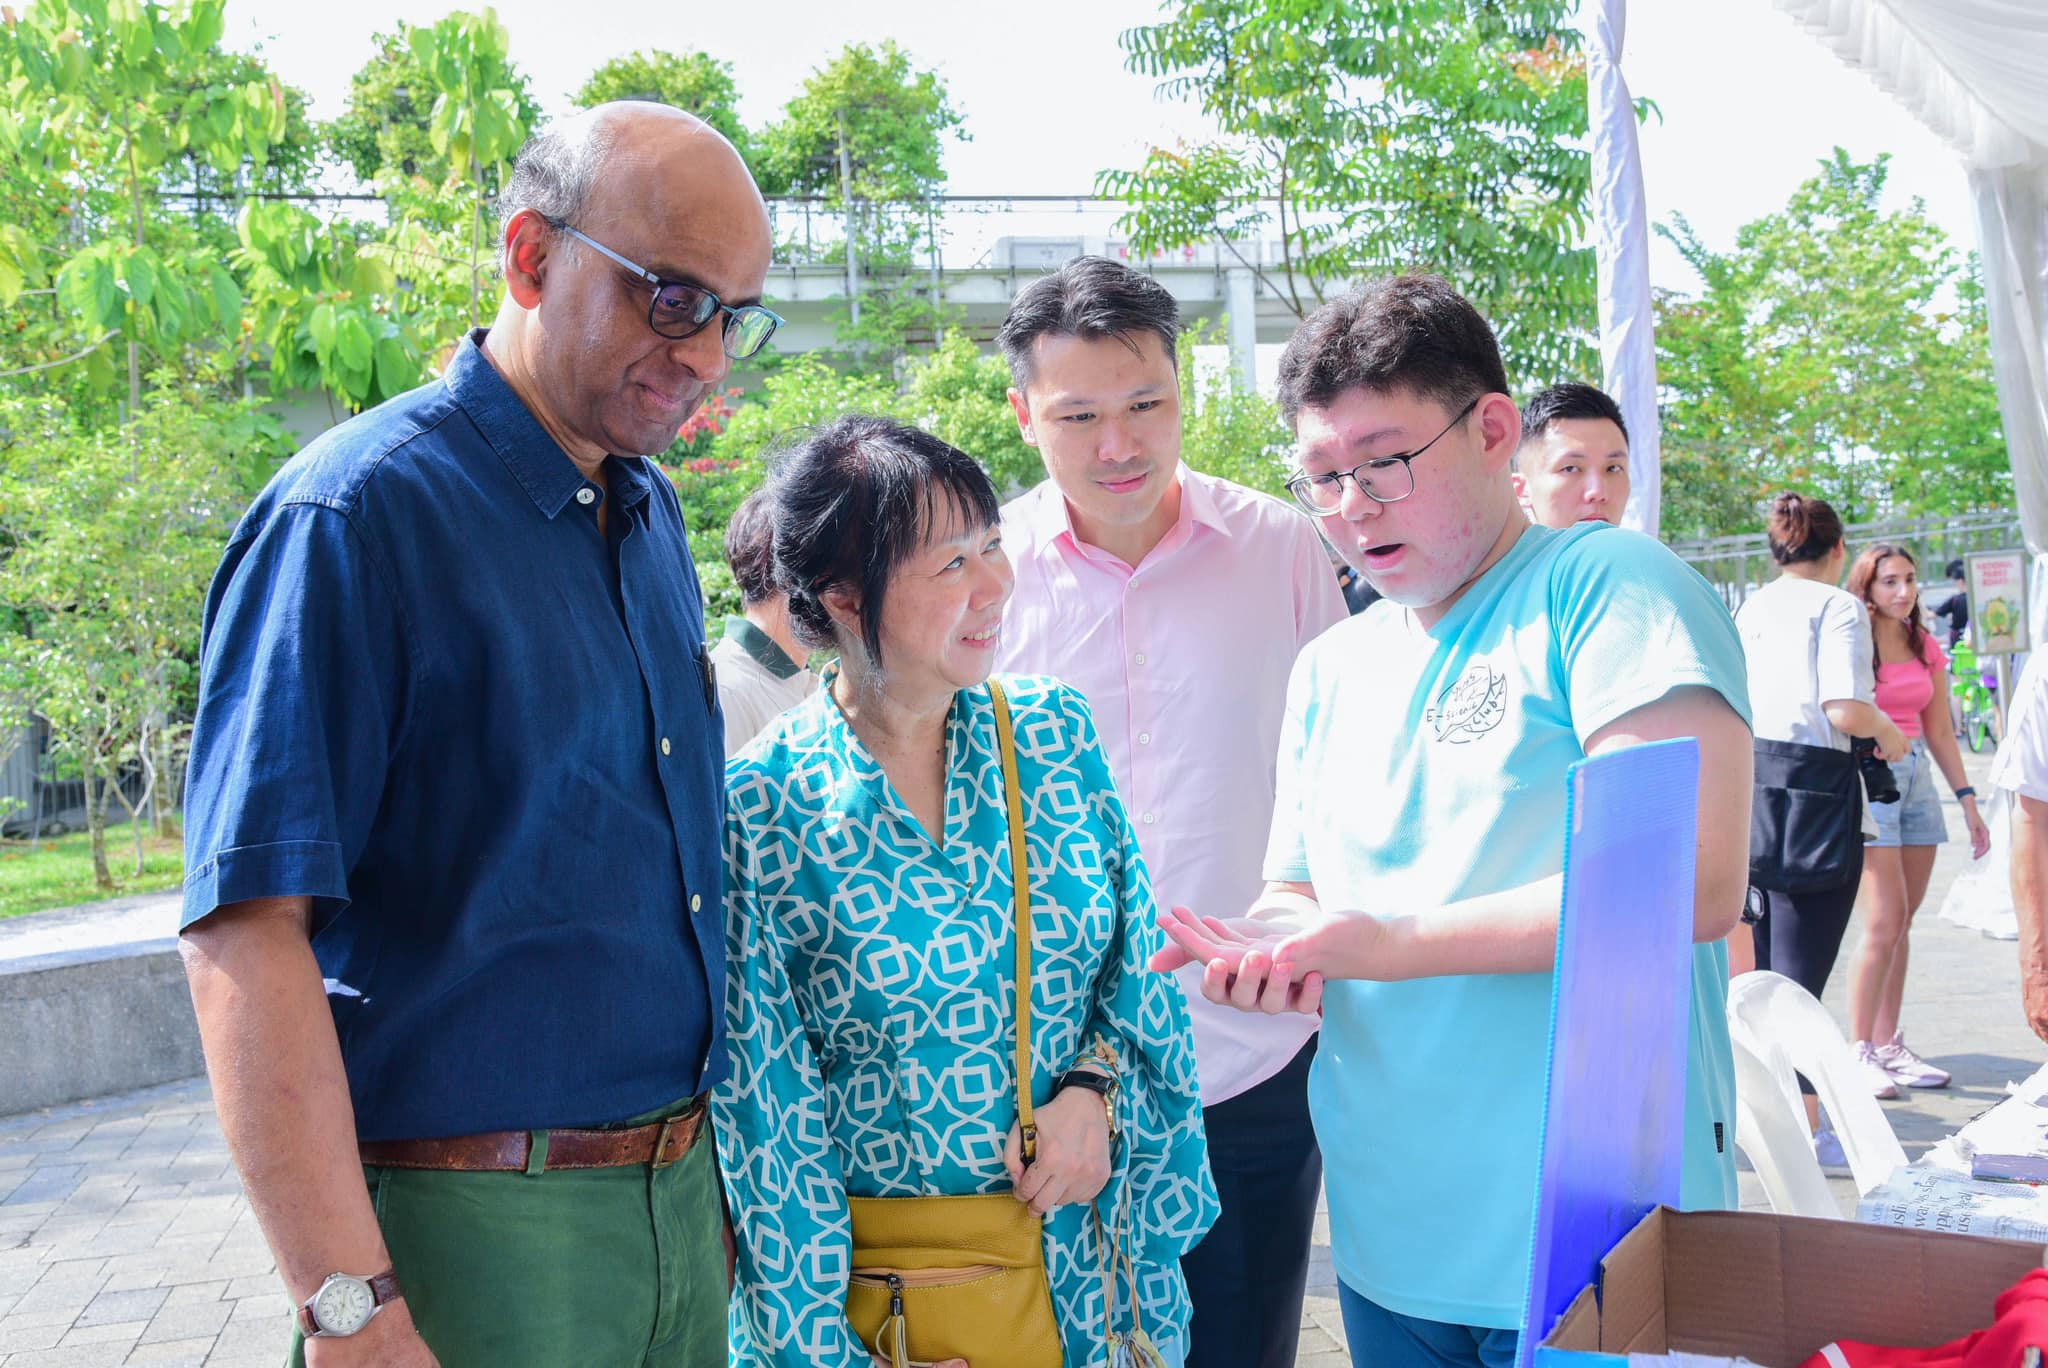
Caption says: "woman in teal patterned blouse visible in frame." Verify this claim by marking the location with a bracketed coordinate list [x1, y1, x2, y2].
[713, 416, 1217, 1368]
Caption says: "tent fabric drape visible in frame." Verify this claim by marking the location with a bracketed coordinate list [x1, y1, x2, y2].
[1583, 0, 1661, 537]
[1773, 0, 2048, 561]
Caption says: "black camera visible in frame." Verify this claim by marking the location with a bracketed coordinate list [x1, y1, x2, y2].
[1852, 737, 1900, 806]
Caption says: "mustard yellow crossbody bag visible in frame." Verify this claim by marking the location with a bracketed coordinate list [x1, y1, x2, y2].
[843, 678, 1063, 1368]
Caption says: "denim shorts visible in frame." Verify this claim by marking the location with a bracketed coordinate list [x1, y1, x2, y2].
[1868, 737, 1950, 848]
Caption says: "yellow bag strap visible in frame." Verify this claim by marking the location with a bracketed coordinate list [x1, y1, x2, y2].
[987, 678, 1035, 1165]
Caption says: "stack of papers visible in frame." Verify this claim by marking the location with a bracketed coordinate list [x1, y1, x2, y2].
[1855, 1165, 2048, 1242]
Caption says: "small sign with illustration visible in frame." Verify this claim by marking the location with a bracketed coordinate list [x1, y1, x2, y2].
[1967, 548, 2030, 655]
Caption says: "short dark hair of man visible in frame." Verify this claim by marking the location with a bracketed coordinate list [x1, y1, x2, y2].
[768, 414, 1001, 667]
[1520, 382, 1629, 449]
[1946, 558, 1967, 582]
[724, 487, 778, 606]
[1275, 273, 1510, 427]
[996, 255, 1182, 387]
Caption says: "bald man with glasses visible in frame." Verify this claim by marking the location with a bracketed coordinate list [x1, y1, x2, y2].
[180, 103, 775, 1367]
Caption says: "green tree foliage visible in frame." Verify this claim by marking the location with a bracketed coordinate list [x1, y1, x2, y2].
[900, 332, 1036, 493]
[1099, 0, 1600, 387]
[325, 19, 542, 189]
[1655, 151, 2009, 537]
[274, 9, 541, 411]
[0, 0, 284, 419]
[756, 41, 968, 362]
[573, 49, 748, 158]
[0, 375, 283, 887]
[1173, 329, 1295, 499]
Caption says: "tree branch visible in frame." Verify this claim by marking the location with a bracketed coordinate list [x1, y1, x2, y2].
[0, 331, 119, 378]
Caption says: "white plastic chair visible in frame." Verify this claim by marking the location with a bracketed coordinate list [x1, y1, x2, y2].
[1728, 1032, 1839, 1216]
[1727, 970, 1909, 1197]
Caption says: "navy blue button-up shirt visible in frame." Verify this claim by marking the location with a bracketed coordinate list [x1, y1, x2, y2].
[183, 332, 726, 1141]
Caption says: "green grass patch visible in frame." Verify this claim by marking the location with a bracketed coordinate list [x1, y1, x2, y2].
[0, 820, 183, 921]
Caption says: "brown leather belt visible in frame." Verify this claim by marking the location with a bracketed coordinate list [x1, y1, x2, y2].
[359, 1098, 707, 1173]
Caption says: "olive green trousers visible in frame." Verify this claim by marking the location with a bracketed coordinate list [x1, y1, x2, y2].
[286, 1102, 728, 1367]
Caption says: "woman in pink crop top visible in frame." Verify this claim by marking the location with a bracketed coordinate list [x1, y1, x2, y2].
[1845, 544, 1990, 1097]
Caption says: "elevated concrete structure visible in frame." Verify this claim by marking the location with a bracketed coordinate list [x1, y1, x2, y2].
[762, 234, 1320, 384]
[0, 892, 198, 1116]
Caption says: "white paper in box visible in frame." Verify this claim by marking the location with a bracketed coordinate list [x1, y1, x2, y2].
[1856, 1165, 2048, 1242]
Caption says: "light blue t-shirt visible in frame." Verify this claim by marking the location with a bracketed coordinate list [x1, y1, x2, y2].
[1264, 521, 1748, 1329]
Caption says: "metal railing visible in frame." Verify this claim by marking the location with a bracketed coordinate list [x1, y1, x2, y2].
[1670, 510, 2025, 611]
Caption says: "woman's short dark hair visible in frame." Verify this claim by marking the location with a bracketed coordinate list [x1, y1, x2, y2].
[1275, 274, 1510, 426]
[723, 487, 778, 606]
[1765, 491, 1845, 566]
[1945, 558, 1967, 582]
[768, 415, 1000, 667]
[996, 255, 1182, 386]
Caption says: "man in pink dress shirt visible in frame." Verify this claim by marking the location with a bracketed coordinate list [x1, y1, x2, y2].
[991, 255, 1348, 1368]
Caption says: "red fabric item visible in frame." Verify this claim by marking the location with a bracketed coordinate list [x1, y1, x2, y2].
[1796, 1268, 2048, 1367]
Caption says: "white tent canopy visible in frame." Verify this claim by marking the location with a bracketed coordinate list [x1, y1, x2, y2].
[1585, 1, 2048, 549]
[1771, 1, 2048, 556]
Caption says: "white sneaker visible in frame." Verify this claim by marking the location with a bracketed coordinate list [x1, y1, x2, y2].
[1853, 1040, 1901, 1099]
[1812, 1126, 1850, 1173]
[1874, 1032, 1951, 1089]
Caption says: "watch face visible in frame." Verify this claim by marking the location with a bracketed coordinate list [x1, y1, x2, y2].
[313, 1275, 375, 1335]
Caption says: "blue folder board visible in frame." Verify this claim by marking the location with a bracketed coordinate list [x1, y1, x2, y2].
[1517, 738, 1701, 1368]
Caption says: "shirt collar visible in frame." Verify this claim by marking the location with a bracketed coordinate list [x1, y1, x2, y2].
[1027, 464, 1225, 566]
[446, 329, 640, 520]
[723, 617, 803, 679]
[1178, 468, 1236, 540]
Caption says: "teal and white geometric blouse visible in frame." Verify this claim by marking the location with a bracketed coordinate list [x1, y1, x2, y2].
[713, 670, 1218, 1367]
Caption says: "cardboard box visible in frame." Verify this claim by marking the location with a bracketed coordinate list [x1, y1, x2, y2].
[1537, 1206, 2046, 1366]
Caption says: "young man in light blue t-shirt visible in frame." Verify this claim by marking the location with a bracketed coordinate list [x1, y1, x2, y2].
[1152, 276, 1753, 1366]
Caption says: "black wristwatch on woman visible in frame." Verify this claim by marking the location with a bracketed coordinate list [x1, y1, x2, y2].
[1053, 1069, 1120, 1143]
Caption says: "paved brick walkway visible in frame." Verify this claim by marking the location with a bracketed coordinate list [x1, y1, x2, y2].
[0, 754, 2036, 1366]
[0, 1074, 1342, 1367]
[0, 1079, 289, 1367]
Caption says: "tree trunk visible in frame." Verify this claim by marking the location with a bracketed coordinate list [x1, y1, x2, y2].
[83, 741, 113, 893]
[151, 727, 178, 840]
[126, 109, 144, 429]
[112, 726, 154, 878]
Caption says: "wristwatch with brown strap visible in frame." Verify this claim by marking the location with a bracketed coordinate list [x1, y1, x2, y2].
[298, 1268, 403, 1338]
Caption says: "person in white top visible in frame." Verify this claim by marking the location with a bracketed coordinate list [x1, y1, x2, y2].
[711, 488, 816, 756]
[1993, 648, 2048, 1045]
[1734, 492, 1904, 1164]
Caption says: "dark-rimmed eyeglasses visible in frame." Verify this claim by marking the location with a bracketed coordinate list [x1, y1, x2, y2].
[1284, 396, 1481, 514]
[547, 218, 783, 360]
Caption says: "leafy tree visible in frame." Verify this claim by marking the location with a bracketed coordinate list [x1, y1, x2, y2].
[0, 0, 283, 421]
[1099, 0, 1601, 387]
[573, 49, 748, 158]
[233, 200, 419, 414]
[900, 332, 1036, 493]
[1174, 328, 1294, 498]
[0, 375, 282, 887]
[163, 47, 324, 211]
[325, 20, 542, 190]
[270, 8, 540, 413]
[755, 41, 967, 362]
[1655, 151, 2008, 535]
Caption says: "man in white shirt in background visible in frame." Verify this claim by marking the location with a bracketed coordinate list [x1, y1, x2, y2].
[992, 255, 1348, 1368]
[711, 487, 816, 756]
